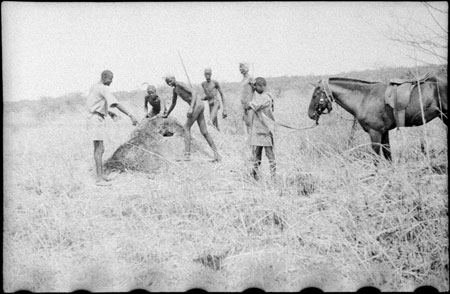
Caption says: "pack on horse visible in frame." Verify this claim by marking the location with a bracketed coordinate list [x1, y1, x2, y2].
[307, 74, 447, 161]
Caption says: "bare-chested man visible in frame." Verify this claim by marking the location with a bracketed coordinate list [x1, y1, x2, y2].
[238, 62, 254, 133]
[144, 85, 166, 118]
[201, 68, 227, 131]
[162, 74, 221, 162]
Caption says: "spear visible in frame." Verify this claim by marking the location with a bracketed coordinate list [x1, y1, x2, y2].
[177, 49, 193, 88]
[177, 49, 199, 116]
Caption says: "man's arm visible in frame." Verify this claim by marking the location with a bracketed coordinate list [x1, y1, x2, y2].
[159, 96, 167, 116]
[163, 89, 178, 117]
[177, 83, 197, 114]
[200, 82, 209, 101]
[248, 93, 274, 133]
[144, 96, 148, 112]
[247, 93, 271, 112]
[189, 89, 198, 112]
[248, 77, 256, 92]
[103, 85, 138, 125]
[187, 90, 198, 118]
[200, 82, 208, 100]
[215, 80, 227, 118]
[111, 103, 138, 125]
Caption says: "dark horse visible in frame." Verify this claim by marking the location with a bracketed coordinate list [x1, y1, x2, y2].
[308, 76, 447, 160]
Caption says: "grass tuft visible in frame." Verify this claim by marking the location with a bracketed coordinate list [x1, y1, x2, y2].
[3, 66, 448, 291]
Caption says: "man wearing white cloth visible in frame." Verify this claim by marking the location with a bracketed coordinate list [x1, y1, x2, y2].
[244, 77, 276, 180]
[86, 70, 138, 186]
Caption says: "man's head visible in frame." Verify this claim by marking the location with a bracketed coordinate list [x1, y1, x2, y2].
[204, 67, 212, 81]
[164, 74, 176, 87]
[101, 70, 114, 86]
[254, 77, 266, 94]
[239, 62, 249, 75]
[147, 85, 157, 98]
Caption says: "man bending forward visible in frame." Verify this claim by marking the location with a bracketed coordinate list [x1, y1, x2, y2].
[162, 74, 221, 162]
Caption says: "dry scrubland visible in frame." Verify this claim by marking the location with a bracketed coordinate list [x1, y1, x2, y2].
[3, 66, 448, 291]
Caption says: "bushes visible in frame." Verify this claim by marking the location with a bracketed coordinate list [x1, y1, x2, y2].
[3, 64, 448, 291]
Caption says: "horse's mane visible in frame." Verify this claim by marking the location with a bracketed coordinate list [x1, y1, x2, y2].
[329, 77, 382, 84]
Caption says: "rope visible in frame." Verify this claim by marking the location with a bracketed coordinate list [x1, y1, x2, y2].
[275, 121, 318, 132]
[251, 104, 318, 133]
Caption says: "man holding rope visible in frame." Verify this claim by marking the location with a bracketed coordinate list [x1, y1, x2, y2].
[245, 77, 276, 180]
[86, 70, 139, 186]
[162, 74, 221, 162]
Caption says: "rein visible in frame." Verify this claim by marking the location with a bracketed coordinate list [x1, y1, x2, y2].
[321, 78, 335, 102]
[275, 121, 318, 131]
[252, 108, 318, 132]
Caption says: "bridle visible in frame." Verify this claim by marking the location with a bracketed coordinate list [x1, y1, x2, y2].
[314, 78, 334, 124]
[321, 78, 335, 103]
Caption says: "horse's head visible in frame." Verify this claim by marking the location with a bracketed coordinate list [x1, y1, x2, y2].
[308, 80, 333, 123]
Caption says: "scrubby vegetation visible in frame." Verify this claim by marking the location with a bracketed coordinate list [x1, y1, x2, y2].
[3, 64, 447, 291]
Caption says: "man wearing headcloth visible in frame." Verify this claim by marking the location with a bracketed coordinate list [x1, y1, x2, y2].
[238, 62, 254, 133]
[86, 70, 139, 186]
[201, 67, 227, 131]
[162, 74, 221, 162]
[144, 84, 166, 118]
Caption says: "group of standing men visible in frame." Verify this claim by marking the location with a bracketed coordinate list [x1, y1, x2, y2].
[86, 63, 275, 186]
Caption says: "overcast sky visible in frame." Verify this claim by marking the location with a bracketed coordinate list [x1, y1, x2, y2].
[2, 1, 448, 101]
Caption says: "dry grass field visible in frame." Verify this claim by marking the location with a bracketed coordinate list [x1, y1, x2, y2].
[3, 66, 448, 292]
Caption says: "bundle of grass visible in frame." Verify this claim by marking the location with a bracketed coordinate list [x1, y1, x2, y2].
[104, 117, 207, 174]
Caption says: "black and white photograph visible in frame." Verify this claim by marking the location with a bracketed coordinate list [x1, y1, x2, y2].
[2, 1, 448, 292]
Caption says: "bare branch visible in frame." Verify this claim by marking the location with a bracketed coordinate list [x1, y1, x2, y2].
[393, 37, 447, 61]
[383, 8, 447, 64]
[403, 51, 446, 65]
[423, 2, 448, 34]
[423, 2, 448, 14]
[389, 29, 448, 61]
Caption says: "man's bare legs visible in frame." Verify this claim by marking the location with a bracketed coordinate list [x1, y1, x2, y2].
[182, 104, 206, 160]
[182, 104, 221, 162]
[197, 109, 221, 162]
[265, 146, 276, 179]
[182, 112, 196, 160]
[243, 107, 252, 134]
[251, 146, 263, 180]
[93, 140, 111, 186]
[251, 146, 276, 180]
[209, 101, 221, 131]
[243, 107, 252, 162]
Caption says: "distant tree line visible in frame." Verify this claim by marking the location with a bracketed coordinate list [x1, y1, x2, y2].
[3, 64, 446, 119]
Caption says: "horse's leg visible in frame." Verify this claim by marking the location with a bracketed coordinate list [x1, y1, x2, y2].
[436, 81, 447, 125]
[368, 129, 383, 162]
[420, 138, 426, 154]
[381, 131, 392, 161]
[347, 118, 358, 147]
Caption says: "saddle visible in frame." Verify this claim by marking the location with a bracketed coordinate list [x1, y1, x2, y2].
[385, 72, 431, 129]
